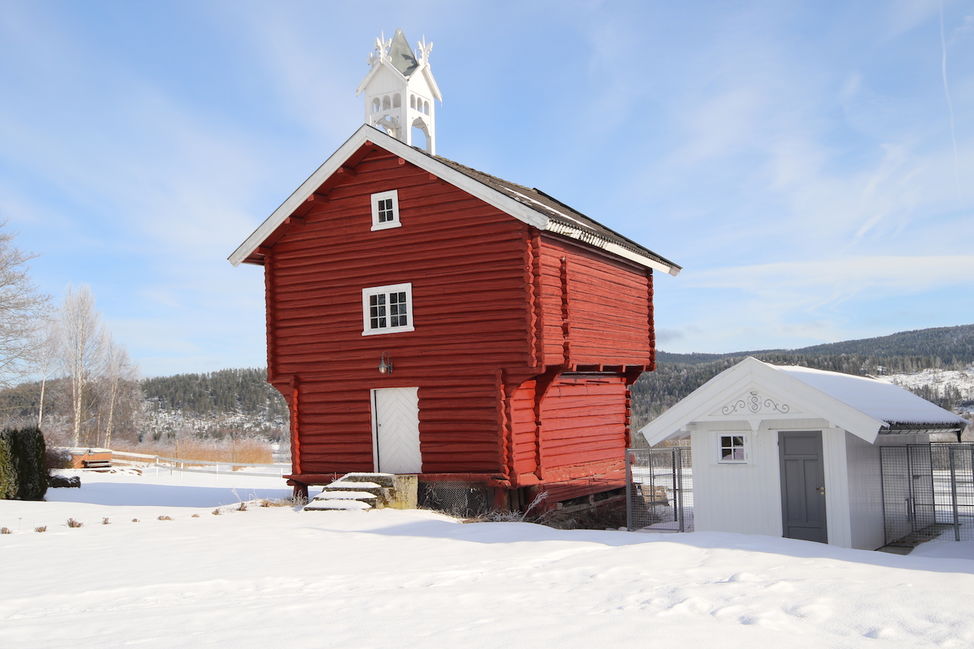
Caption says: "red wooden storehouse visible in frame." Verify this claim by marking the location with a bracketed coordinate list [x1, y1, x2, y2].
[229, 33, 681, 508]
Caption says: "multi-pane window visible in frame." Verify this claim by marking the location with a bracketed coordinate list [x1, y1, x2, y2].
[718, 434, 747, 463]
[362, 283, 413, 335]
[376, 197, 395, 223]
[370, 190, 401, 231]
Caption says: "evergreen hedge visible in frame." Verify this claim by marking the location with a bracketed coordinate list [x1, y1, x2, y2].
[0, 427, 48, 500]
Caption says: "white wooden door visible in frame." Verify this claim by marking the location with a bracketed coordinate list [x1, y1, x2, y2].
[372, 387, 421, 473]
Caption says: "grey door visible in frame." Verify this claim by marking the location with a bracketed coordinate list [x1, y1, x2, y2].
[779, 431, 828, 543]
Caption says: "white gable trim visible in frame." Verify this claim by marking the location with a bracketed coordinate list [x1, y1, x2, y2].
[228, 125, 678, 275]
[639, 357, 887, 446]
[355, 60, 405, 95]
[421, 65, 442, 101]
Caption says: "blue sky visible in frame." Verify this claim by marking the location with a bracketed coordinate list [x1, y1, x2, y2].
[1, 1, 972, 377]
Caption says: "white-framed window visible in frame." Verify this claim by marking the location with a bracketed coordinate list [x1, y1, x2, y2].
[362, 283, 414, 335]
[717, 433, 747, 463]
[371, 190, 401, 231]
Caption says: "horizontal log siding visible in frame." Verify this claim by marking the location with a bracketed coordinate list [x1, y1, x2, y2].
[510, 380, 539, 477]
[539, 376, 628, 470]
[268, 148, 532, 474]
[537, 236, 653, 368]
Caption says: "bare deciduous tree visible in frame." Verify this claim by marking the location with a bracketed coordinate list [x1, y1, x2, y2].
[98, 333, 137, 448]
[35, 320, 58, 429]
[56, 286, 105, 447]
[0, 227, 49, 388]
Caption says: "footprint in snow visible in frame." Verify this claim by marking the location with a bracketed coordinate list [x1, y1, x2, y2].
[722, 572, 761, 583]
[863, 627, 895, 639]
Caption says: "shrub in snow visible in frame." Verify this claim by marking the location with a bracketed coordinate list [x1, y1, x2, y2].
[157, 515, 172, 521]
[66, 518, 82, 528]
[34, 526, 46, 533]
[1, 527, 11, 534]
[44, 447, 72, 471]
[49, 475, 81, 488]
[0, 427, 48, 501]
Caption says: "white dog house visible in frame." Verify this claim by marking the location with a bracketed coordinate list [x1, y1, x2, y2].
[639, 357, 967, 549]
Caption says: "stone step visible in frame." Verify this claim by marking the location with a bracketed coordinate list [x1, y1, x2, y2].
[341, 472, 397, 488]
[311, 490, 378, 502]
[323, 481, 384, 494]
[304, 499, 373, 511]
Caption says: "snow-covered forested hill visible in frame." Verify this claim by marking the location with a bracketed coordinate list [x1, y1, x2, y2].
[879, 367, 974, 414]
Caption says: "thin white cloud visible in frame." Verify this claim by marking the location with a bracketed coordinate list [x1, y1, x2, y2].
[688, 255, 974, 304]
[668, 89, 766, 168]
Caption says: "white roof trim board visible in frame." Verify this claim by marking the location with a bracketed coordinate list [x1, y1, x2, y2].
[640, 357, 968, 446]
[228, 125, 677, 275]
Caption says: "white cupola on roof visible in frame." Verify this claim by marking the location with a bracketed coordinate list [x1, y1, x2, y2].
[356, 29, 442, 154]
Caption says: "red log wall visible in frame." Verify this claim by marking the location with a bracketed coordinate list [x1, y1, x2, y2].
[536, 236, 654, 369]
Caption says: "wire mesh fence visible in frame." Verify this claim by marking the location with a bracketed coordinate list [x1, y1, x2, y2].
[418, 481, 491, 518]
[626, 446, 693, 532]
[881, 443, 974, 545]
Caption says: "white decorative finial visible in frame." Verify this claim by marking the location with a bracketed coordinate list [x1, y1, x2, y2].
[369, 32, 394, 67]
[416, 37, 433, 65]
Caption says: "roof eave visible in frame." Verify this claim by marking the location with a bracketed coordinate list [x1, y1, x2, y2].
[229, 125, 679, 275]
[544, 221, 678, 276]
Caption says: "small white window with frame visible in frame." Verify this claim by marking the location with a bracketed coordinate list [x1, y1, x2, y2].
[370, 190, 401, 231]
[362, 283, 414, 335]
[717, 433, 747, 463]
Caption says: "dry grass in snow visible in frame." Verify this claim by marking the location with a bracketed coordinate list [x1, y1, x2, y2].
[113, 438, 273, 465]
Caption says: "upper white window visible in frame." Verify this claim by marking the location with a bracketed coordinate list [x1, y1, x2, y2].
[718, 434, 747, 463]
[371, 190, 401, 231]
[362, 283, 413, 335]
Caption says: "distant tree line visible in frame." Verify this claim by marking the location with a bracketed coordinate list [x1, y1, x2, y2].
[141, 368, 287, 420]
[0, 368, 289, 446]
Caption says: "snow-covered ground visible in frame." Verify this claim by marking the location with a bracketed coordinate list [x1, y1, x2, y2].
[3, 470, 974, 648]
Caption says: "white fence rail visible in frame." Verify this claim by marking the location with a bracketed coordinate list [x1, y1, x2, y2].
[106, 450, 290, 478]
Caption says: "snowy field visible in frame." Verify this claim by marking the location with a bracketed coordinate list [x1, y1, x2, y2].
[3, 471, 974, 648]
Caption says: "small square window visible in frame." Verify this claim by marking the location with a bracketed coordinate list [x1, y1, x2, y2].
[371, 190, 401, 231]
[718, 434, 747, 463]
[362, 283, 413, 335]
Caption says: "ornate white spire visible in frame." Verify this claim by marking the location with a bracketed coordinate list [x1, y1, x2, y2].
[356, 29, 442, 155]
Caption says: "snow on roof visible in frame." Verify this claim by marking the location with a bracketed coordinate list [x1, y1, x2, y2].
[770, 362, 968, 429]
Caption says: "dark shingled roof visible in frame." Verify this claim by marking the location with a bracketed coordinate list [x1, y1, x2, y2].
[433, 155, 682, 274]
